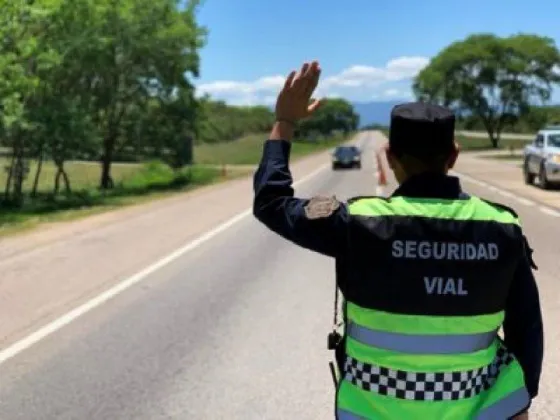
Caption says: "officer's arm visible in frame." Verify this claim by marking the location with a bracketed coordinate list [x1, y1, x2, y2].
[502, 236, 544, 400]
[252, 138, 348, 258]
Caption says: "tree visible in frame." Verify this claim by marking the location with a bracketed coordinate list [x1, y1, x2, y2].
[131, 87, 201, 168]
[196, 98, 275, 144]
[413, 33, 560, 147]
[297, 97, 359, 138]
[58, 0, 207, 189]
[0, 0, 63, 205]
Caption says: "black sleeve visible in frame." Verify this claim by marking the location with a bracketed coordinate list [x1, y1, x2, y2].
[502, 236, 544, 400]
[252, 139, 349, 258]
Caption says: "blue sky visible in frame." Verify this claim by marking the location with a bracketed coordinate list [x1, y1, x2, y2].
[195, 0, 560, 105]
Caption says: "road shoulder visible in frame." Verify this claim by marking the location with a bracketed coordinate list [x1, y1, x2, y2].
[454, 153, 560, 211]
[0, 140, 338, 352]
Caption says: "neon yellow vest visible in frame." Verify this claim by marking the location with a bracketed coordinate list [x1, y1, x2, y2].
[336, 196, 530, 419]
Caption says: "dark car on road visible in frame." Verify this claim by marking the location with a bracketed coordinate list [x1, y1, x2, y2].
[331, 146, 362, 170]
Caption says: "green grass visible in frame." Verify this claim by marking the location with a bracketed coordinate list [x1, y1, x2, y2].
[0, 161, 249, 236]
[0, 158, 141, 194]
[454, 135, 530, 151]
[0, 132, 350, 236]
[379, 129, 530, 151]
[194, 132, 351, 165]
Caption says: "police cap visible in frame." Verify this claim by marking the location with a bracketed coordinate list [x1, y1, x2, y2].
[389, 102, 455, 158]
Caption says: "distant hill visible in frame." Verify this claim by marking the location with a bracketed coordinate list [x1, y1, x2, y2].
[352, 101, 560, 128]
[352, 101, 406, 127]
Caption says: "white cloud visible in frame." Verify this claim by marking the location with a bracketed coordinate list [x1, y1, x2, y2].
[196, 56, 429, 105]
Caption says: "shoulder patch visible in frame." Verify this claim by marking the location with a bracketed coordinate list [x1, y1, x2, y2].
[304, 195, 341, 219]
[479, 198, 519, 218]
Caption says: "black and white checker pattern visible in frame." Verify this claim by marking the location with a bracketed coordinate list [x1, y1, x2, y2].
[344, 345, 514, 401]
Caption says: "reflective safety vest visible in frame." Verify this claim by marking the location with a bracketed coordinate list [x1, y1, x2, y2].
[336, 195, 530, 420]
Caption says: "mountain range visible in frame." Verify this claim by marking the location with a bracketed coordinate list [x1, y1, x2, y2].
[352, 101, 560, 128]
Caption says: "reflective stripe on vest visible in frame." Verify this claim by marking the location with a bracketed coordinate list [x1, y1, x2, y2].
[344, 344, 513, 401]
[347, 321, 497, 354]
[337, 387, 530, 420]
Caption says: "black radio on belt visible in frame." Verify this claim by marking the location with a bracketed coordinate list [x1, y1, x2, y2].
[328, 331, 342, 350]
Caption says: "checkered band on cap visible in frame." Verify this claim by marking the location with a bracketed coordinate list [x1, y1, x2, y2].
[344, 345, 514, 401]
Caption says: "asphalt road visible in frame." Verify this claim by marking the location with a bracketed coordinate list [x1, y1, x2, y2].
[0, 132, 558, 419]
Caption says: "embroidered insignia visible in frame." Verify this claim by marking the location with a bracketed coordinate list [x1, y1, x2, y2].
[304, 195, 341, 219]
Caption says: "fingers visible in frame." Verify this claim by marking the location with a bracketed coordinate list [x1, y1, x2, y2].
[303, 61, 321, 98]
[286, 61, 320, 97]
[307, 98, 322, 114]
[292, 62, 310, 92]
[283, 70, 296, 90]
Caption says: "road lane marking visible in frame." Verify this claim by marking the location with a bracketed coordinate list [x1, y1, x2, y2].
[497, 190, 515, 198]
[539, 206, 560, 217]
[0, 162, 331, 366]
[452, 171, 556, 212]
[515, 197, 535, 206]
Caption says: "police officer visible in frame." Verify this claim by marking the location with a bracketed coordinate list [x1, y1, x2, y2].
[253, 60, 543, 420]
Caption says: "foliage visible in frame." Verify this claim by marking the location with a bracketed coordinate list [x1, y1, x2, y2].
[361, 123, 389, 131]
[296, 98, 359, 139]
[197, 98, 275, 144]
[413, 33, 560, 147]
[0, 0, 360, 221]
[456, 105, 560, 134]
[0, 0, 209, 203]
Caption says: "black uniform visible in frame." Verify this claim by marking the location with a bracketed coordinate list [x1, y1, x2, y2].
[252, 107, 544, 406]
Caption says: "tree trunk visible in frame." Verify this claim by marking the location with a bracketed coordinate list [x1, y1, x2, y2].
[31, 146, 44, 198]
[480, 117, 498, 149]
[53, 160, 72, 194]
[54, 169, 61, 194]
[12, 150, 26, 207]
[100, 134, 116, 189]
[3, 151, 15, 201]
[62, 167, 71, 194]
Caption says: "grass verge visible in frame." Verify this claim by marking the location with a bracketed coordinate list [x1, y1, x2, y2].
[194, 132, 351, 165]
[454, 135, 530, 151]
[1, 132, 351, 236]
[378, 130, 530, 151]
[0, 162, 249, 237]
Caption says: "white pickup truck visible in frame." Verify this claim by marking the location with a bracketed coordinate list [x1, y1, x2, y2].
[522, 125, 560, 189]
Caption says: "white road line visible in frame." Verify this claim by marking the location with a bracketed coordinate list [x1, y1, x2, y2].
[451, 171, 487, 187]
[539, 206, 560, 217]
[0, 163, 330, 366]
[453, 170, 543, 208]
[515, 197, 535, 206]
[498, 190, 515, 198]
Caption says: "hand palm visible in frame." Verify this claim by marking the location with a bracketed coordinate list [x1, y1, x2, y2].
[275, 61, 322, 123]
